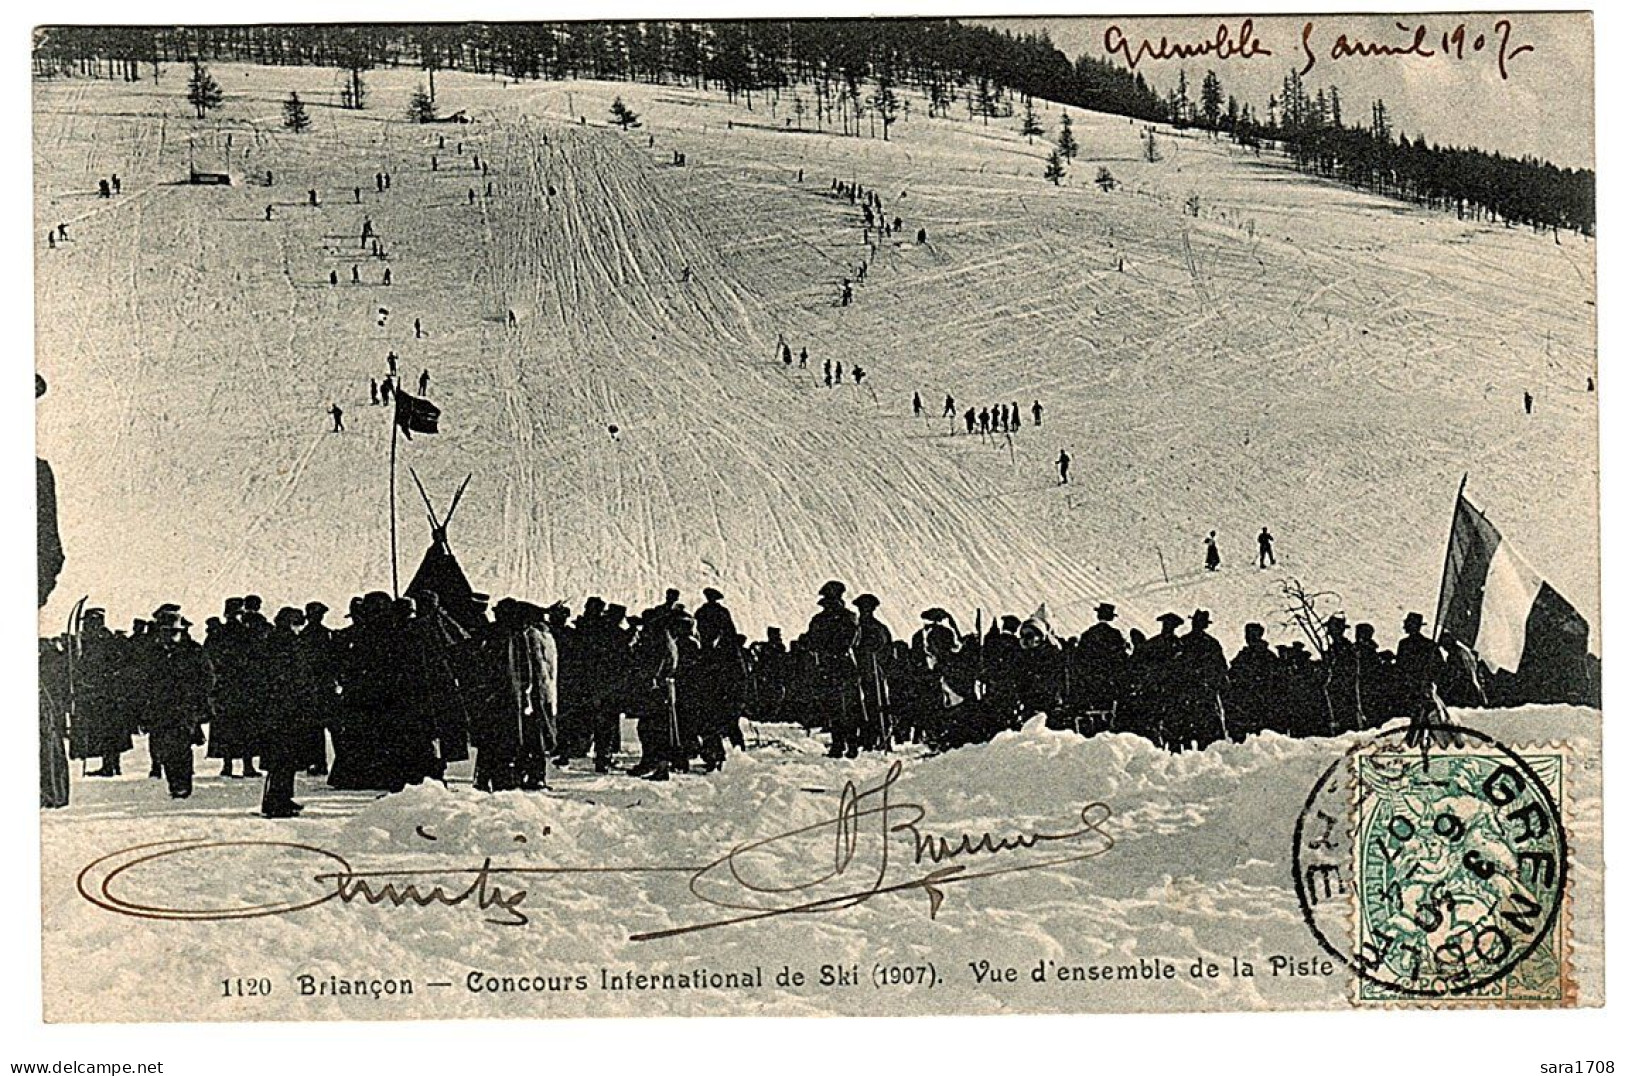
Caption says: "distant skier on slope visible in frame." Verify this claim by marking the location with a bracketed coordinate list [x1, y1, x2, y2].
[418, 369, 431, 395]
[913, 391, 923, 417]
[1205, 531, 1222, 572]
[328, 403, 344, 433]
[1056, 450, 1071, 485]
[1032, 399, 1043, 426]
[1258, 527, 1276, 569]
[943, 394, 956, 418]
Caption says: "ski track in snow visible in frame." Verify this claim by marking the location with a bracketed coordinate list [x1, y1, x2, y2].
[34, 68, 1597, 648]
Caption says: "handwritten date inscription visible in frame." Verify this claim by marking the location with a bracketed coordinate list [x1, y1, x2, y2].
[1105, 18, 1534, 81]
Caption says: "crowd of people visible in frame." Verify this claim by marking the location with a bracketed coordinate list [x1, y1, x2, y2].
[38, 575, 1595, 816]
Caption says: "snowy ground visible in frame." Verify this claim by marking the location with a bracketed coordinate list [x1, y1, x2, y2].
[34, 65, 1597, 647]
[41, 706, 1601, 1020]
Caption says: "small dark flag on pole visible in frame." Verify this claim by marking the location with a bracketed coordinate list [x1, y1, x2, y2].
[1436, 487, 1591, 677]
[394, 389, 441, 440]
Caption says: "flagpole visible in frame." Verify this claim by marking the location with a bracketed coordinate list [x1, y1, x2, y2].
[1431, 473, 1469, 641]
[390, 408, 401, 599]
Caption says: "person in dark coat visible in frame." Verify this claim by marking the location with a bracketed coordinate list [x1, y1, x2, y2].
[406, 590, 473, 779]
[546, 603, 587, 767]
[1394, 612, 1445, 720]
[640, 588, 683, 637]
[750, 627, 790, 724]
[805, 581, 862, 757]
[40, 637, 71, 808]
[574, 599, 628, 773]
[1321, 615, 1360, 733]
[1072, 602, 1128, 731]
[1126, 613, 1182, 746]
[260, 607, 314, 817]
[300, 602, 337, 775]
[1226, 623, 1278, 740]
[852, 594, 894, 751]
[1177, 610, 1229, 750]
[695, 588, 738, 652]
[328, 592, 406, 791]
[205, 598, 254, 777]
[492, 600, 558, 790]
[1353, 622, 1394, 723]
[37, 375, 64, 612]
[670, 613, 707, 770]
[910, 610, 962, 750]
[980, 615, 1024, 729]
[626, 613, 680, 780]
[1015, 615, 1066, 721]
[70, 609, 133, 776]
[140, 608, 213, 799]
[1204, 531, 1221, 571]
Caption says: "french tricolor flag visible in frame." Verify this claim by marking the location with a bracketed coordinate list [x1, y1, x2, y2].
[1435, 487, 1592, 678]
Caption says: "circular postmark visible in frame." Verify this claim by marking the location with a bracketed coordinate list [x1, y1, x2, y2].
[1291, 723, 1568, 999]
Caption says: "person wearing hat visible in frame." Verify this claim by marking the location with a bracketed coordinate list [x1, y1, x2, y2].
[1015, 613, 1066, 723]
[1073, 602, 1130, 733]
[1395, 613, 1445, 722]
[668, 610, 715, 772]
[626, 606, 680, 781]
[1126, 612, 1184, 748]
[1353, 622, 1395, 721]
[327, 592, 410, 791]
[805, 582, 861, 758]
[493, 599, 558, 791]
[639, 588, 684, 637]
[69, 608, 133, 779]
[1178, 610, 1229, 750]
[1321, 614, 1359, 734]
[258, 608, 312, 817]
[401, 590, 472, 783]
[569, 598, 627, 773]
[538, 603, 585, 770]
[212, 594, 267, 781]
[852, 594, 894, 752]
[143, 606, 214, 799]
[38, 369, 68, 810]
[750, 626, 791, 724]
[299, 601, 337, 777]
[695, 587, 738, 653]
[1227, 623, 1279, 739]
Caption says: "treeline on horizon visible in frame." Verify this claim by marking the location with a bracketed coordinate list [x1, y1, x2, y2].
[33, 20, 1593, 235]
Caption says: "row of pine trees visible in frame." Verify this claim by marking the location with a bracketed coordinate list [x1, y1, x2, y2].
[35, 20, 1592, 234]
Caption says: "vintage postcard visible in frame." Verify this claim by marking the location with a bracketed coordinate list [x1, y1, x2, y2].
[33, 11, 1600, 1024]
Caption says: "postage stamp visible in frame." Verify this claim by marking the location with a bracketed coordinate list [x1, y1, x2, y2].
[1293, 725, 1574, 1006]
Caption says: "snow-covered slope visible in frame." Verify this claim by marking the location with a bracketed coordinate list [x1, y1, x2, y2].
[34, 66, 1597, 647]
